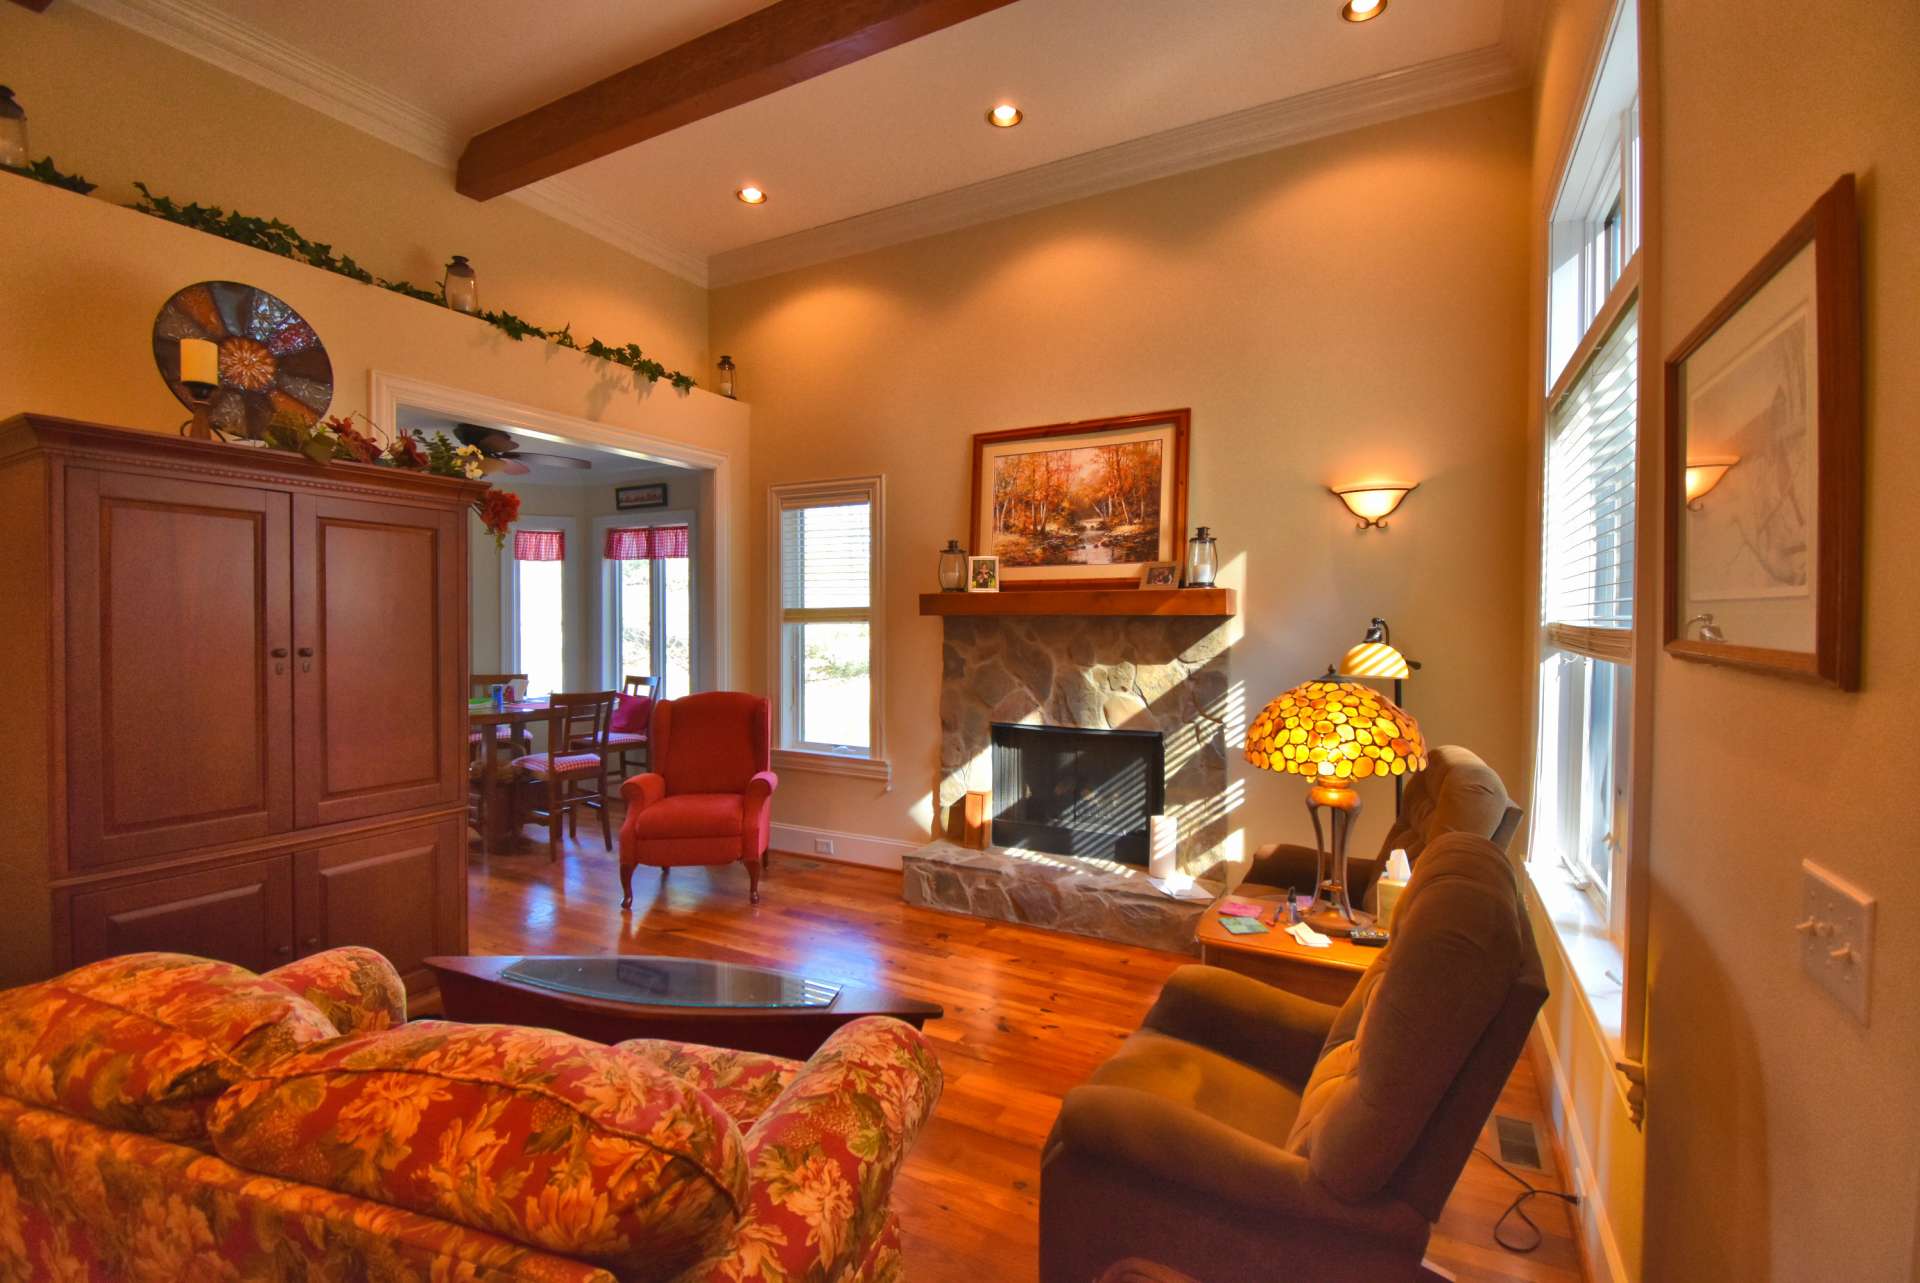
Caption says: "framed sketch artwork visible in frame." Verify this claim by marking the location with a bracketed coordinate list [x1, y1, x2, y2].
[970, 409, 1190, 589]
[1664, 174, 1862, 689]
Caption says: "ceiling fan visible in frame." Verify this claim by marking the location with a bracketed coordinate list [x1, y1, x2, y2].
[453, 424, 591, 476]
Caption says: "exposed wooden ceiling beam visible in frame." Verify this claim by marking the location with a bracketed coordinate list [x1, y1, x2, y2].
[456, 0, 1019, 201]
[9, 0, 56, 13]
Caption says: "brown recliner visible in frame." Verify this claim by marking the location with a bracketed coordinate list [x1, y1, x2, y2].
[1040, 832, 1547, 1283]
[1245, 743, 1522, 909]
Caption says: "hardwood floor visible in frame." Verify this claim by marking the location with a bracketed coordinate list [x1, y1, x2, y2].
[467, 820, 1586, 1283]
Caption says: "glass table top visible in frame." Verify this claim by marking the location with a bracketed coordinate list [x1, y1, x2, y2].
[500, 956, 842, 1009]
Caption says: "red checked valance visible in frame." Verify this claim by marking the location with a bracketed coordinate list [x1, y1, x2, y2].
[513, 529, 565, 561]
[603, 525, 690, 560]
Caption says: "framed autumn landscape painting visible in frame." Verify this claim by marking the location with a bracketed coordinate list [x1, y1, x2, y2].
[970, 409, 1189, 589]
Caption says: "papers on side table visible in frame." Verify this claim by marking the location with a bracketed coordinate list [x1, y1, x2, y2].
[1147, 874, 1216, 902]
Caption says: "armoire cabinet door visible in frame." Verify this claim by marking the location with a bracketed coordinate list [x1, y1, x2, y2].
[64, 469, 294, 869]
[293, 817, 465, 994]
[68, 855, 296, 972]
[291, 494, 464, 827]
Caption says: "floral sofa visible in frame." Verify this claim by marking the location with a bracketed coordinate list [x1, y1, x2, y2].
[0, 948, 942, 1283]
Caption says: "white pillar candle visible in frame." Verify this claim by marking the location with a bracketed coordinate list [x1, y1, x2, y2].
[179, 338, 219, 385]
[1148, 813, 1178, 880]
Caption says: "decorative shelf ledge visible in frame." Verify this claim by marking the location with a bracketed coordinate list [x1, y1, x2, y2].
[917, 587, 1236, 618]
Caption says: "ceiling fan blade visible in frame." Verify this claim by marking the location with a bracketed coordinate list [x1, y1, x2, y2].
[455, 423, 521, 456]
[516, 452, 592, 471]
[481, 457, 532, 477]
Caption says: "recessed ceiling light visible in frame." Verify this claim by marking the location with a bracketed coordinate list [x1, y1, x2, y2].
[736, 186, 767, 205]
[986, 103, 1023, 128]
[1341, 0, 1386, 21]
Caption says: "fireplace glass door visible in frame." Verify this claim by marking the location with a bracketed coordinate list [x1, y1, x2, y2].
[989, 723, 1164, 864]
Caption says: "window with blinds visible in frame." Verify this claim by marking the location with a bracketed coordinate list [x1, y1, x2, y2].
[1543, 303, 1638, 662]
[773, 479, 882, 757]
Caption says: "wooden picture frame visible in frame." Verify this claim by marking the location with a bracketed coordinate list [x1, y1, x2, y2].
[966, 555, 1000, 593]
[1663, 174, 1862, 689]
[615, 482, 669, 510]
[1140, 561, 1179, 588]
[969, 409, 1190, 590]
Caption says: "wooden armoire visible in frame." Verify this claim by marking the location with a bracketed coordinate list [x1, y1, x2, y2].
[0, 414, 481, 996]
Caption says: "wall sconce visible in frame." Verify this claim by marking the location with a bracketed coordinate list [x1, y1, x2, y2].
[1684, 457, 1738, 510]
[1331, 483, 1417, 530]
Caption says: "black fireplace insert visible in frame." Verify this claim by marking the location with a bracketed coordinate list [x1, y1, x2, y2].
[989, 723, 1164, 865]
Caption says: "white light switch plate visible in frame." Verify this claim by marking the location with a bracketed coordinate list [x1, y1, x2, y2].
[1800, 860, 1875, 1024]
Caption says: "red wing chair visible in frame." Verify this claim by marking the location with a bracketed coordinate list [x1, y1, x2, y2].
[619, 691, 779, 907]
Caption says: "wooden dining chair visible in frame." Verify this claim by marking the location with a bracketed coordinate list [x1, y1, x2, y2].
[512, 691, 618, 863]
[594, 674, 659, 775]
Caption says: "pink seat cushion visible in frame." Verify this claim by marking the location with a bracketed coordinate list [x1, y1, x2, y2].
[611, 692, 654, 734]
[510, 752, 603, 777]
[627, 793, 746, 840]
[583, 731, 647, 748]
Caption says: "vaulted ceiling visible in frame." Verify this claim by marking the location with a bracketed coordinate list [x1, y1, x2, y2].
[73, 0, 1540, 285]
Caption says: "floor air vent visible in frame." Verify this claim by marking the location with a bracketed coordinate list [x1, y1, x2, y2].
[1493, 1114, 1544, 1171]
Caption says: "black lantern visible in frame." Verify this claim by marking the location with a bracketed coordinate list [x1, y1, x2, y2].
[939, 540, 968, 592]
[442, 255, 479, 315]
[716, 355, 737, 399]
[0, 87, 27, 170]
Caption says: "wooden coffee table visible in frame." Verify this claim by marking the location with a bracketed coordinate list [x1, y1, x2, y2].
[425, 955, 944, 1059]
[1196, 893, 1378, 1005]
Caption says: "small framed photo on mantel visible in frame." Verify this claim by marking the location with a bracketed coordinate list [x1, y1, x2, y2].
[967, 555, 1000, 593]
[615, 482, 669, 511]
[1140, 561, 1179, 588]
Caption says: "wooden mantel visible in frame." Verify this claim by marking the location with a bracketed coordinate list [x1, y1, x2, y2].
[918, 587, 1235, 618]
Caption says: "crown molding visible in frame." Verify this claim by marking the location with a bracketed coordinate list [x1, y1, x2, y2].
[709, 44, 1527, 286]
[64, 0, 710, 286]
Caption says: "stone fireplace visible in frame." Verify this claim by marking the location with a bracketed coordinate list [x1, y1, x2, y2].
[903, 610, 1234, 953]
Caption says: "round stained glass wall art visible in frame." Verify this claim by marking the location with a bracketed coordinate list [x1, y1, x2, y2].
[152, 280, 333, 438]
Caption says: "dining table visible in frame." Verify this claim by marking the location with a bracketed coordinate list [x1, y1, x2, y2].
[468, 697, 552, 853]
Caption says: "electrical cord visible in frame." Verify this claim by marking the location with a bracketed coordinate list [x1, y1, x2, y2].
[1473, 1146, 1581, 1254]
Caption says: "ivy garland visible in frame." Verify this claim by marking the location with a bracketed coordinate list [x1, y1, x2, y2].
[1, 156, 96, 194]
[124, 182, 699, 393]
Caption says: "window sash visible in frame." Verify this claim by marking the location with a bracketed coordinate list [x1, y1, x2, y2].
[770, 479, 883, 760]
[1544, 300, 1639, 639]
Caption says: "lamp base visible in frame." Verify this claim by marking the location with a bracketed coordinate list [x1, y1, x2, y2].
[1302, 905, 1375, 938]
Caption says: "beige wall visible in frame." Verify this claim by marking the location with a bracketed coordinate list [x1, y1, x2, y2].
[713, 92, 1533, 867]
[1644, 1, 1920, 1278]
[3, 3, 709, 377]
[0, 175, 753, 688]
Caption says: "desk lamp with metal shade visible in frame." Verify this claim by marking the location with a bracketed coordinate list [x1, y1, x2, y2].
[1245, 678, 1427, 936]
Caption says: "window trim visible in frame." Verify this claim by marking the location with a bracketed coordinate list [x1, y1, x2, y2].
[766, 476, 887, 773]
[500, 514, 579, 697]
[593, 509, 699, 698]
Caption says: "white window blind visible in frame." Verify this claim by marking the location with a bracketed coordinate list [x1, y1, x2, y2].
[779, 500, 870, 614]
[1543, 302, 1638, 662]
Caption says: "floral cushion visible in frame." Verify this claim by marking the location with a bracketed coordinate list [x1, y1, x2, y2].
[0, 1094, 616, 1283]
[0, 952, 339, 1144]
[208, 1021, 750, 1279]
[614, 1039, 801, 1128]
[263, 946, 408, 1035]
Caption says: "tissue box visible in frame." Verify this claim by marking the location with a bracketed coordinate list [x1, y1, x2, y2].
[1375, 877, 1408, 925]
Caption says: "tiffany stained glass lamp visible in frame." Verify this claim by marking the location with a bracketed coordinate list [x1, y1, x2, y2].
[1244, 678, 1427, 934]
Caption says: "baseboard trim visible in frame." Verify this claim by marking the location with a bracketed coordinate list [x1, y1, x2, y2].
[1530, 1025, 1632, 1283]
[770, 823, 915, 872]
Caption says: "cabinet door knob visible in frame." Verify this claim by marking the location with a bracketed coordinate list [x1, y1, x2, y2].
[274, 944, 292, 957]
[303, 936, 321, 949]
[270, 647, 289, 658]
[296, 647, 315, 656]
[297, 645, 315, 672]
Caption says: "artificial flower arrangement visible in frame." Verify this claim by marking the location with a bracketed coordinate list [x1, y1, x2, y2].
[264, 411, 520, 545]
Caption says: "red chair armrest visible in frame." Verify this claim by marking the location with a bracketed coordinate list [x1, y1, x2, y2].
[620, 772, 668, 810]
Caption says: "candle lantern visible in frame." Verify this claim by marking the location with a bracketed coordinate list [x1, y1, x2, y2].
[938, 539, 968, 592]
[442, 255, 479, 315]
[716, 355, 737, 399]
[1184, 526, 1218, 588]
[0, 87, 27, 169]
